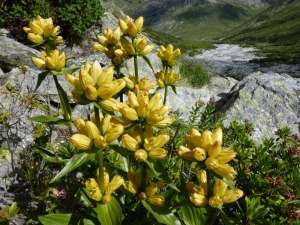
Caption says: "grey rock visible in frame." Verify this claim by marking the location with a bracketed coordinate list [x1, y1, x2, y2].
[221, 72, 300, 141]
[0, 36, 40, 72]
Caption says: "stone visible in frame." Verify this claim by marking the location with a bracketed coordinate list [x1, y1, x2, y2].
[221, 72, 300, 141]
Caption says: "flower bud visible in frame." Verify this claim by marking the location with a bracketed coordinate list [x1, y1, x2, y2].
[32, 56, 46, 69]
[105, 124, 124, 143]
[122, 134, 140, 151]
[209, 196, 222, 208]
[216, 148, 237, 164]
[140, 44, 154, 56]
[197, 171, 208, 196]
[221, 189, 244, 203]
[100, 98, 125, 112]
[146, 113, 164, 125]
[120, 107, 139, 121]
[148, 92, 163, 112]
[178, 146, 195, 161]
[74, 118, 87, 135]
[145, 182, 158, 197]
[123, 181, 138, 194]
[96, 66, 114, 87]
[71, 134, 93, 150]
[134, 149, 148, 162]
[193, 147, 207, 161]
[79, 69, 94, 89]
[153, 115, 175, 128]
[214, 164, 237, 180]
[106, 175, 124, 195]
[139, 192, 147, 200]
[85, 178, 99, 190]
[93, 43, 106, 51]
[85, 85, 98, 100]
[85, 121, 99, 140]
[90, 188, 102, 201]
[205, 157, 219, 170]
[190, 193, 208, 207]
[94, 136, 107, 148]
[123, 77, 135, 89]
[212, 128, 223, 143]
[28, 33, 44, 44]
[147, 195, 165, 206]
[127, 22, 138, 37]
[213, 179, 228, 197]
[134, 16, 144, 34]
[127, 91, 139, 108]
[199, 130, 213, 150]
[148, 148, 167, 160]
[185, 182, 196, 194]
[208, 141, 222, 158]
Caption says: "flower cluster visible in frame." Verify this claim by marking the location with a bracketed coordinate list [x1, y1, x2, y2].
[156, 44, 181, 67]
[23, 15, 63, 45]
[31, 49, 65, 71]
[155, 69, 181, 87]
[71, 115, 124, 150]
[178, 128, 237, 180]
[85, 171, 124, 203]
[65, 60, 125, 103]
[186, 171, 243, 208]
[139, 180, 166, 206]
[122, 126, 169, 162]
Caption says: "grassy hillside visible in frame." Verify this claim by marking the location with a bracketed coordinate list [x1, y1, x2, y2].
[221, 0, 300, 62]
[113, 0, 271, 41]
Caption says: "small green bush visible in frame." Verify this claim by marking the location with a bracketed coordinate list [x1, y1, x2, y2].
[0, 0, 105, 44]
[178, 59, 215, 88]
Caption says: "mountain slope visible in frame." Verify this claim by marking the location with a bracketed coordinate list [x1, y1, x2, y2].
[221, 0, 300, 45]
[113, 0, 276, 41]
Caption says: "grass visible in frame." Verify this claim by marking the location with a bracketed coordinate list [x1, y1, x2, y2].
[143, 27, 215, 54]
[177, 58, 215, 88]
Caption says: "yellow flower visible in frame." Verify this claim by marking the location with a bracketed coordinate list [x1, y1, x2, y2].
[148, 148, 168, 160]
[105, 175, 124, 195]
[178, 146, 196, 162]
[155, 69, 180, 87]
[74, 118, 87, 135]
[133, 35, 154, 56]
[70, 134, 93, 150]
[221, 189, 244, 203]
[104, 124, 124, 143]
[193, 147, 207, 161]
[119, 15, 144, 37]
[147, 195, 165, 206]
[197, 171, 208, 196]
[23, 15, 62, 44]
[122, 134, 141, 151]
[213, 179, 228, 197]
[209, 195, 223, 208]
[85, 121, 100, 140]
[92, 27, 120, 53]
[134, 149, 148, 162]
[156, 44, 181, 67]
[32, 50, 65, 71]
[190, 193, 208, 207]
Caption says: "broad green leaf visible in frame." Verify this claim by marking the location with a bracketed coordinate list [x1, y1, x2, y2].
[180, 206, 214, 225]
[54, 78, 72, 120]
[142, 55, 154, 72]
[39, 213, 72, 225]
[83, 218, 97, 225]
[141, 200, 181, 225]
[28, 115, 71, 125]
[34, 146, 69, 163]
[96, 196, 122, 225]
[51, 67, 80, 76]
[109, 144, 132, 158]
[35, 71, 49, 91]
[144, 159, 159, 176]
[51, 152, 93, 183]
[75, 187, 93, 207]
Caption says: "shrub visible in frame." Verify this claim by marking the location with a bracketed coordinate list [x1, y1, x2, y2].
[0, 0, 105, 44]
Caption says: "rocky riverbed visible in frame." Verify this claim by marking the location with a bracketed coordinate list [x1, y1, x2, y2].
[191, 44, 300, 79]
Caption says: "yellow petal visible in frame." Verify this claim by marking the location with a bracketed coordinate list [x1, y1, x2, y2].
[71, 134, 93, 150]
[31, 57, 46, 69]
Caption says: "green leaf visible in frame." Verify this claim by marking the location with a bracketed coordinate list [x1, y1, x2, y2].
[223, 178, 236, 192]
[8, 202, 19, 217]
[34, 146, 69, 163]
[170, 120, 191, 133]
[219, 209, 232, 225]
[51, 152, 93, 183]
[55, 79, 72, 120]
[141, 200, 181, 225]
[142, 55, 154, 72]
[51, 67, 80, 76]
[96, 196, 122, 225]
[170, 85, 177, 95]
[39, 213, 72, 225]
[28, 115, 71, 125]
[180, 206, 214, 225]
[35, 71, 49, 91]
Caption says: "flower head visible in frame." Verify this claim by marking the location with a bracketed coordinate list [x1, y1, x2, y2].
[32, 50, 65, 71]
[23, 15, 63, 45]
[119, 15, 144, 37]
[156, 44, 181, 67]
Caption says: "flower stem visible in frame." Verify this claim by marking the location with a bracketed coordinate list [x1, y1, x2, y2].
[134, 55, 139, 84]
[98, 148, 105, 194]
[141, 162, 148, 191]
[94, 106, 101, 132]
[163, 67, 169, 104]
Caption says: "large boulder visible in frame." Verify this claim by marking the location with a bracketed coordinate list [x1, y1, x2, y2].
[221, 72, 300, 140]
